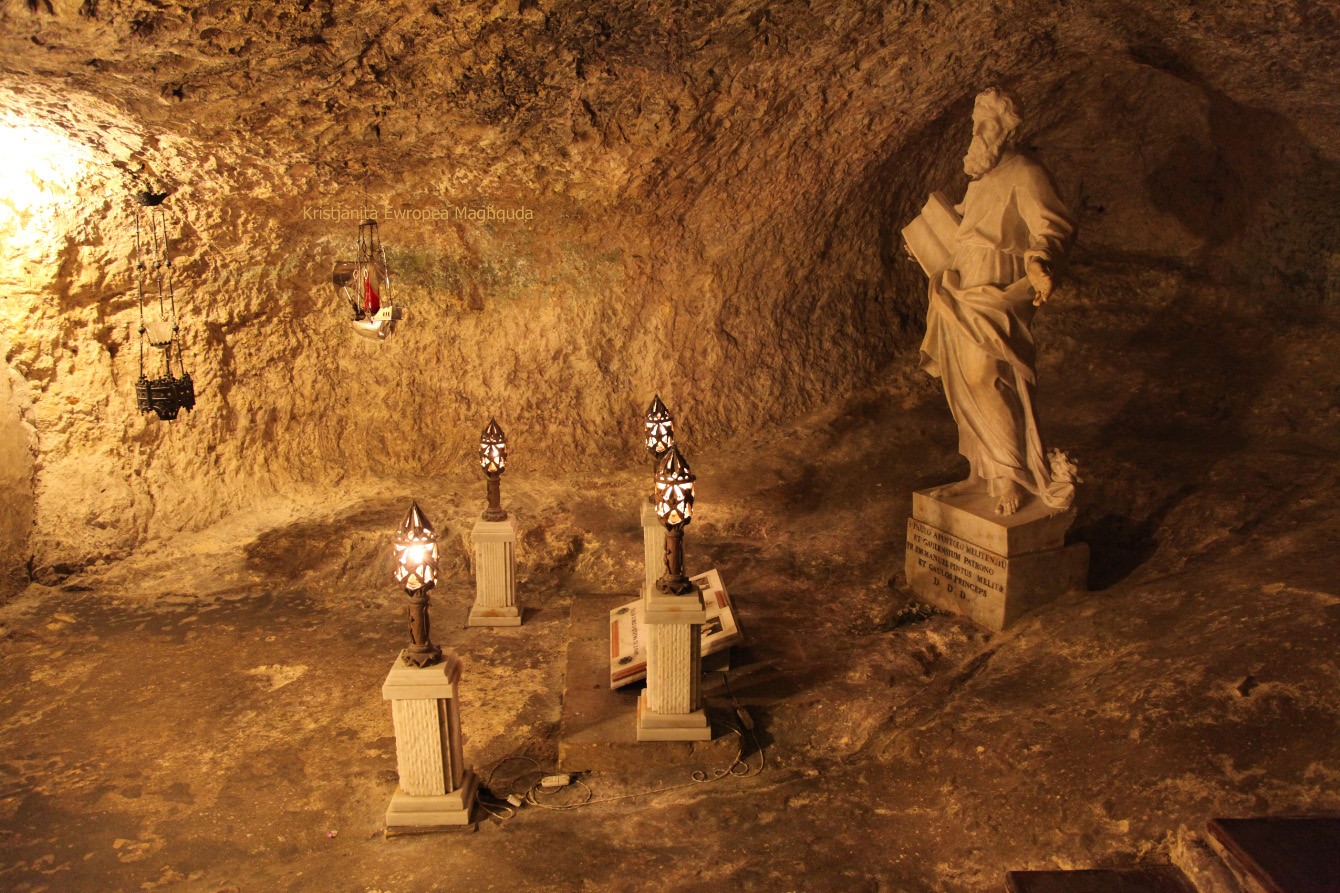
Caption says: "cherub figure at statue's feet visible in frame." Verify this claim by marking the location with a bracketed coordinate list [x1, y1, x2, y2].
[995, 479, 1024, 516]
[936, 473, 990, 498]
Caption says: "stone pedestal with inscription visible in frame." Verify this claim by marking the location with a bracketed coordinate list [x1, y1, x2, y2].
[382, 651, 478, 829]
[469, 517, 521, 627]
[636, 589, 712, 742]
[640, 500, 666, 599]
[905, 488, 1087, 631]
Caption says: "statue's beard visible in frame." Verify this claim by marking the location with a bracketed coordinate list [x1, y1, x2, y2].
[963, 134, 1004, 179]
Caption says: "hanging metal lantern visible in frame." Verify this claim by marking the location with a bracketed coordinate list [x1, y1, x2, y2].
[479, 418, 508, 522]
[332, 217, 401, 340]
[393, 501, 442, 668]
[133, 189, 196, 422]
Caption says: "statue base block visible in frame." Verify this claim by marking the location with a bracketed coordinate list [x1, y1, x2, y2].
[905, 487, 1087, 631]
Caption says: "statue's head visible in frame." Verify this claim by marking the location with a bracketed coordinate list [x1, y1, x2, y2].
[964, 87, 1022, 179]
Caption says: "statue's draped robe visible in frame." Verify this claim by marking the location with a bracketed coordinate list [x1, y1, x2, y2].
[920, 150, 1076, 508]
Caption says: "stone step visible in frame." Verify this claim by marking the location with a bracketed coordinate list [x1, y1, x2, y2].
[1206, 817, 1340, 893]
[1005, 867, 1197, 893]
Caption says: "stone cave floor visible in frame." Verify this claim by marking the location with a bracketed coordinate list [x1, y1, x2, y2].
[2, 263, 1340, 892]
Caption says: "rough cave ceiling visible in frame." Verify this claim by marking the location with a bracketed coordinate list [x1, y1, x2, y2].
[0, 0, 1338, 584]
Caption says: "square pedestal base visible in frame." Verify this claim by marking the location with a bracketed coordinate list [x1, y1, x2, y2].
[561, 595, 740, 772]
[906, 488, 1088, 631]
[385, 770, 478, 829]
[635, 690, 712, 742]
[467, 605, 522, 627]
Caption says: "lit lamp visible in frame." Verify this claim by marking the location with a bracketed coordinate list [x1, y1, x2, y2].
[639, 395, 675, 598]
[637, 445, 711, 742]
[479, 418, 508, 521]
[654, 446, 697, 596]
[331, 217, 402, 340]
[392, 501, 442, 668]
[644, 395, 675, 485]
[382, 501, 478, 829]
[469, 418, 521, 627]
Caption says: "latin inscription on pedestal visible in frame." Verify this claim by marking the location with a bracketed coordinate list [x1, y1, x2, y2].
[907, 517, 1007, 603]
[904, 488, 1089, 631]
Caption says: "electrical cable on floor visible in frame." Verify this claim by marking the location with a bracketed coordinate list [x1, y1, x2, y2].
[476, 792, 519, 821]
[482, 671, 766, 816]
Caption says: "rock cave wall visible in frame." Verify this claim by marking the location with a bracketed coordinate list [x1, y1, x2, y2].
[0, 0, 1337, 592]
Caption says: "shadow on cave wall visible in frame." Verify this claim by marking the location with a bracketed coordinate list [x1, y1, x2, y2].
[869, 93, 980, 338]
[241, 497, 472, 592]
[1070, 275, 1283, 589]
[1070, 46, 1340, 587]
[1075, 488, 1188, 591]
[1133, 42, 1340, 309]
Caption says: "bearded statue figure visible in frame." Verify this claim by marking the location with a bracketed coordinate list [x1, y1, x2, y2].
[910, 88, 1077, 516]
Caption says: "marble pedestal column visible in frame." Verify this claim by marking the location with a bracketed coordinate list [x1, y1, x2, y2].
[636, 588, 711, 742]
[469, 516, 521, 627]
[640, 499, 666, 599]
[382, 651, 478, 828]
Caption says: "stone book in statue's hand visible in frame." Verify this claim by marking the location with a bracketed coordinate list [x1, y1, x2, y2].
[902, 191, 961, 276]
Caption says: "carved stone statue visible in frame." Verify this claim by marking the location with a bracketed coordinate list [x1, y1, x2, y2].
[903, 88, 1077, 516]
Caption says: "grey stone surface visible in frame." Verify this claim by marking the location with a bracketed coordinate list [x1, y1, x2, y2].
[0, 376, 1338, 889]
[467, 604, 522, 627]
[641, 499, 666, 599]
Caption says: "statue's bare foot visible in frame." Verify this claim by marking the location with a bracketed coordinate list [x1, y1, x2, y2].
[937, 475, 988, 498]
[995, 480, 1024, 516]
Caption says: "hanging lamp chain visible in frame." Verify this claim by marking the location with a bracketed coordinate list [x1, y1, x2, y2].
[158, 204, 189, 377]
[134, 205, 147, 377]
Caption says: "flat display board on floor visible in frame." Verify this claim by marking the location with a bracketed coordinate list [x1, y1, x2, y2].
[609, 568, 742, 689]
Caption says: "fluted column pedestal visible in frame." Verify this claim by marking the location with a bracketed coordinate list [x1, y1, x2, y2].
[640, 500, 667, 599]
[382, 651, 478, 828]
[469, 516, 521, 627]
[636, 589, 711, 741]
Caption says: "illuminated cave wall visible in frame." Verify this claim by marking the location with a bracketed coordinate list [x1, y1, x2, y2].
[0, 1, 1337, 590]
